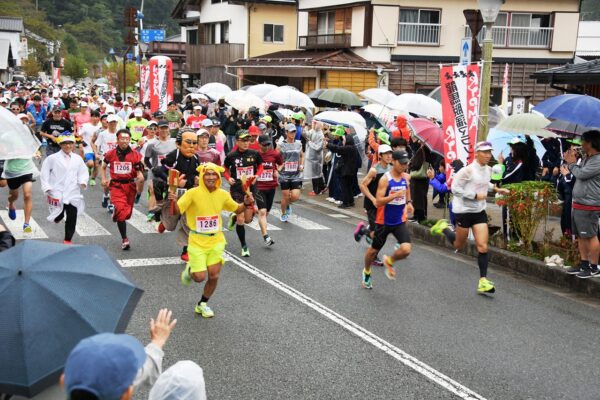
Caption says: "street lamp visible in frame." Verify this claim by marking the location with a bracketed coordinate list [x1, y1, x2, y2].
[477, 0, 504, 141]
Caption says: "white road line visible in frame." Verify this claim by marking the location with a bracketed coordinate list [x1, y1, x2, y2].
[127, 208, 158, 234]
[269, 209, 330, 230]
[220, 211, 282, 231]
[120, 253, 486, 399]
[327, 213, 350, 219]
[76, 213, 111, 236]
[119, 256, 183, 268]
[0, 210, 48, 239]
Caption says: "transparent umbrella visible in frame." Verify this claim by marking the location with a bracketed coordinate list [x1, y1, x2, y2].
[0, 106, 41, 160]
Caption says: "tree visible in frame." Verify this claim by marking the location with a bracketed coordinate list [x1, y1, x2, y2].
[21, 56, 42, 78]
[63, 54, 88, 80]
[103, 61, 139, 94]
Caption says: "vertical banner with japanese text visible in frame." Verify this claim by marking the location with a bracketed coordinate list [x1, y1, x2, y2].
[139, 64, 150, 105]
[148, 56, 173, 113]
[440, 63, 480, 184]
[52, 68, 61, 85]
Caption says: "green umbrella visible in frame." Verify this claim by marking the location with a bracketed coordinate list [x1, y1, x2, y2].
[496, 113, 557, 138]
[310, 88, 362, 107]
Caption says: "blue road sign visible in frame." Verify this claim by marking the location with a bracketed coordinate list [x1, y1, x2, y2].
[460, 38, 472, 66]
[140, 29, 166, 43]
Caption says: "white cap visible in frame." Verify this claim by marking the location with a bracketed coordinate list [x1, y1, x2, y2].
[80, 101, 88, 107]
[475, 141, 493, 152]
[148, 361, 206, 400]
[98, 98, 106, 104]
[134, 108, 143, 117]
[107, 114, 119, 123]
[105, 105, 116, 114]
[193, 105, 202, 110]
[17, 113, 28, 120]
[0, 97, 8, 103]
[52, 89, 60, 97]
[201, 119, 213, 127]
[378, 144, 393, 154]
[196, 128, 210, 136]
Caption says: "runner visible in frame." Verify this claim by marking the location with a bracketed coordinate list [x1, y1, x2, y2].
[40, 134, 89, 244]
[176, 162, 254, 317]
[165, 101, 183, 138]
[40, 106, 73, 156]
[195, 129, 221, 165]
[144, 120, 177, 220]
[223, 130, 264, 257]
[186, 105, 206, 128]
[256, 134, 283, 246]
[277, 123, 304, 222]
[362, 150, 413, 289]
[3, 152, 39, 233]
[100, 129, 145, 250]
[126, 108, 149, 145]
[355, 144, 393, 267]
[93, 114, 119, 211]
[430, 141, 510, 294]
[78, 110, 102, 186]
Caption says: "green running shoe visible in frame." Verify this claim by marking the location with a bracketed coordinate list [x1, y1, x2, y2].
[181, 266, 192, 286]
[194, 302, 214, 318]
[362, 269, 372, 289]
[227, 212, 237, 231]
[477, 278, 495, 294]
[430, 219, 449, 236]
[241, 246, 250, 257]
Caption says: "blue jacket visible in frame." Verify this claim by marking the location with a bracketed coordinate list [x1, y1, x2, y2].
[429, 173, 449, 194]
[27, 103, 46, 127]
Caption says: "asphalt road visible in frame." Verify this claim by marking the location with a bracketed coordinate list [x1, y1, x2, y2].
[4, 178, 600, 400]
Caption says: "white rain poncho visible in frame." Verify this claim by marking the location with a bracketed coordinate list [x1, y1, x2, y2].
[303, 127, 324, 180]
[148, 361, 207, 400]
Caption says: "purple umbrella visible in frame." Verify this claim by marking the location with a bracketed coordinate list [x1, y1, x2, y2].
[408, 118, 444, 156]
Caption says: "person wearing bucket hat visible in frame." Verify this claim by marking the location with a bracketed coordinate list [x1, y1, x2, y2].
[40, 132, 89, 244]
[366, 127, 391, 169]
[430, 141, 509, 294]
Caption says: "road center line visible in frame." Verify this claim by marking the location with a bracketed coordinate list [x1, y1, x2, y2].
[118, 254, 486, 399]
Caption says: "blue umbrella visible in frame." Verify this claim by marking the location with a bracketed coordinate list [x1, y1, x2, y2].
[533, 94, 600, 128]
[0, 241, 143, 397]
[488, 128, 546, 160]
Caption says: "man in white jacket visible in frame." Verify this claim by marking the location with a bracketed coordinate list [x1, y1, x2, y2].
[40, 134, 89, 244]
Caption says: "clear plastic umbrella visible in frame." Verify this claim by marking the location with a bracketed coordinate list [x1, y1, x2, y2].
[359, 88, 397, 106]
[245, 83, 277, 98]
[496, 113, 557, 138]
[386, 93, 442, 120]
[198, 82, 232, 101]
[224, 90, 266, 112]
[263, 86, 315, 109]
[0, 106, 41, 160]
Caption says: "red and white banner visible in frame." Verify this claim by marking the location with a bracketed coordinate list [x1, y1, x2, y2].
[148, 56, 173, 113]
[52, 68, 61, 85]
[139, 64, 150, 105]
[440, 64, 480, 184]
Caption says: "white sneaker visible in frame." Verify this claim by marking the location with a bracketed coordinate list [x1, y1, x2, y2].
[334, 200, 343, 205]
[326, 197, 335, 202]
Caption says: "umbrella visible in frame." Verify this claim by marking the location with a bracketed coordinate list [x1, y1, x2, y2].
[545, 119, 600, 136]
[496, 113, 557, 138]
[273, 108, 295, 121]
[198, 82, 231, 101]
[362, 104, 409, 121]
[533, 94, 600, 128]
[263, 86, 315, 109]
[408, 118, 444, 156]
[487, 128, 547, 160]
[0, 106, 41, 161]
[0, 241, 143, 397]
[224, 90, 266, 112]
[386, 93, 442, 120]
[309, 88, 362, 107]
[360, 88, 397, 106]
[313, 111, 367, 141]
[245, 83, 277, 98]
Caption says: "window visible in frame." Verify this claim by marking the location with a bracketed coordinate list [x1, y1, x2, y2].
[509, 13, 551, 47]
[263, 24, 284, 43]
[317, 11, 335, 36]
[205, 23, 216, 44]
[221, 22, 229, 43]
[398, 8, 441, 44]
[204, 22, 228, 44]
[186, 29, 198, 45]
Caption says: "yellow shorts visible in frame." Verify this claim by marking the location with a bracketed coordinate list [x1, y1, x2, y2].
[187, 242, 226, 273]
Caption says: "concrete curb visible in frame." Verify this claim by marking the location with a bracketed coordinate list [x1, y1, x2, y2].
[300, 198, 600, 299]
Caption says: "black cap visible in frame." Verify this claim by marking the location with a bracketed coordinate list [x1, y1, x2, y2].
[153, 111, 164, 118]
[392, 150, 410, 163]
[258, 134, 271, 145]
[157, 120, 169, 127]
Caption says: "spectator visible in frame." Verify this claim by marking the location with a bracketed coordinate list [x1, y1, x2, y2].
[148, 361, 207, 400]
[303, 121, 325, 196]
[325, 125, 357, 208]
[564, 130, 600, 278]
[409, 144, 431, 222]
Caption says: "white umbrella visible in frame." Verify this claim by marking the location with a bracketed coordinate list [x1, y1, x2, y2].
[362, 104, 409, 120]
[264, 86, 315, 109]
[275, 108, 295, 120]
[386, 93, 442, 120]
[245, 84, 277, 98]
[198, 82, 231, 100]
[359, 88, 396, 106]
[0, 107, 41, 160]
[314, 111, 368, 141]
[224, 90, 266, 112]
[496, 113, 557, 138]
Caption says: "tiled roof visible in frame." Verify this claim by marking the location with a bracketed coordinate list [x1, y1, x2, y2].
[0, 16, 24, 33]
[531, 58, 600, 84]
[229, 50, 396, 71]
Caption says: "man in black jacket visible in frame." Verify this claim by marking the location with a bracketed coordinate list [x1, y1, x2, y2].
[325, 125, 357, 209]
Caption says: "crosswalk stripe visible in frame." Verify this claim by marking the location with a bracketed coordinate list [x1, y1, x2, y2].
[127, 208, 158, 234]
[76, 213, 111, 236]
[220, 211, 282, 231]
[119, 254, 233, 268]
[0, 210, 48, 239]
[269, 209, 330, 230]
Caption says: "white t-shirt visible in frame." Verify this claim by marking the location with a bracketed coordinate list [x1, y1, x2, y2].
[450, 161, 493, 214]
[94, 130, 118, 157]
[80, 122, 102, 154]
[140, 137, 158, 158]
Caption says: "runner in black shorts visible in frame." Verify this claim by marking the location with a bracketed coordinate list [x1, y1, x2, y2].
[277, 124, 304, 222]
[223, 130, 264, 257]
[256, 135, 283, 246]
[3, 156, 38, 233]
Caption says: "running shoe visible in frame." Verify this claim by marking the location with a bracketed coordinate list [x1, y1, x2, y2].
[477, 278, 495, 293]
[308, 191, 317, 196]
[241, 246, 250, 257]
[430, 219, 449, 236]
[146, 212, 156, 222]
[372, 257, 384, 267]
[326, 197, 335, 203]
[394, 242, 401, 251]
[23, 223, 32, 233]
[121, 238, 130, 251]
[576, 266, 597, 279]
[156, 222, 166, 233]
[365, 235, 373, 245]
[107, 204, 115, 214]
[565, 264, 583, 275]
[286, 204, 293, 215]
[181, 251, 189, 262]
[227, 212, 236, 231]
[194, 302, 214, 318]
[592, 266, 600, 277]
[63, 240, 72, 245]
[354, 222, 365, 242]
[264, 235, 275, 246]
[362, 269, 372, 289]
[101, 195, 109, 208]
[279, 212, 289, 223]
[181, 266, 192, 286]
[383, 255, 396, 280]
[8, 207, 16, 220]
[89, 178, 96, 186]
[134, 193, 141, 204]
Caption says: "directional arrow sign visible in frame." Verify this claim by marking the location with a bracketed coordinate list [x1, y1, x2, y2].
[460, 38, 472, 66]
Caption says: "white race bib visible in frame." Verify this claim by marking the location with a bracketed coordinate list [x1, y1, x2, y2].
[195, 215, 219, 233]
[113, 162, 132, 174]
[236, 166, 254, 179]
[106, 141, 117, 151]
[257, 169, 273, 182]
[284, 161, 298, 172]
[389, 187, 406, 206]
